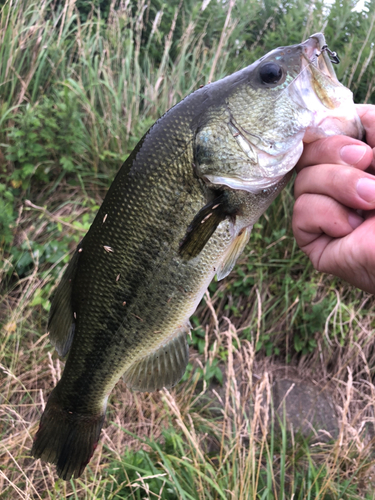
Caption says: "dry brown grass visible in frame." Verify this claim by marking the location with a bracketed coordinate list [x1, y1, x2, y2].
[2, 244, 375, 499]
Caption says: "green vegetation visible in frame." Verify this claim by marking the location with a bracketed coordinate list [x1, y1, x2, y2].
[1, 0, 375, 498]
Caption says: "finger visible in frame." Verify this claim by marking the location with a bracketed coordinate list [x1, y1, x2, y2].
[294, 215, 375, 294]
[296, 135, 373, 172]
[292, 193, 363, 249]
[294, 164, 375, 211]
[356, 104, 375, 148]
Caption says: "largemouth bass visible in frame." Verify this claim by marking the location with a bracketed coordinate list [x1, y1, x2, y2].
[32, 33, 363, 479]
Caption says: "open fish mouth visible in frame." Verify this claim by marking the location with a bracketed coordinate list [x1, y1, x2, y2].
[301, 33, 340, 83]
[298, 33, 344, 110]
[295, 33, 364, 142]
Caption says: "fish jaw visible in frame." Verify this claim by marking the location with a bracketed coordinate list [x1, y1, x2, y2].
[293, 33, 364, 142]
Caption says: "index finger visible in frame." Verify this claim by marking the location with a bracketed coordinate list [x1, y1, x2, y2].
[295, 135, 373, 173]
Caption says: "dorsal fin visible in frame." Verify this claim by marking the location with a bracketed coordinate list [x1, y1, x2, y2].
[123, 324, 190, 392]
[48, 248, 80, 357]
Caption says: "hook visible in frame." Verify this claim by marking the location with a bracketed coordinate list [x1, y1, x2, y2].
[320, 44, 340, 64]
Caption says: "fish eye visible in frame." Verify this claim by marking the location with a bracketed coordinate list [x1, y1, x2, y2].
[259, 62, 283, 84]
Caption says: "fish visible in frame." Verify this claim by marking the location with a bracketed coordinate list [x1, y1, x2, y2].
[31, 33, 363, 480]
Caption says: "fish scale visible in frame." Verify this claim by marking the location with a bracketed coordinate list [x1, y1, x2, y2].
[59, 111, 207, 404]
[32, 33, 363, 480]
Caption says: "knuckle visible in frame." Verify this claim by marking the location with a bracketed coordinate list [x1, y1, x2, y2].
[293, 168, 309, 197]
[310, 255, 324, 273]
[331, 165, 358, 201]
[304, 244, 326, 273]
[293, 193, 309, 217]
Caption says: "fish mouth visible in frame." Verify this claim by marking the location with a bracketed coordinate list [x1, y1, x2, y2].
[299, 33, 343, 109]
[294, 33, 364, 141]
[301, 33, 338, 83]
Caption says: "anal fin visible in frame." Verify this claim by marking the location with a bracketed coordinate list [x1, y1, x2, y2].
[48, 247, 80, 357]
[216, 226, 252, 280]
[123, 324, 190, 392]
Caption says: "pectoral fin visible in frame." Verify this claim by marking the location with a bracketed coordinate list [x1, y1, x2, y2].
[179, 193, 235, 259]
[216, 226, 252, 280]
[48, 247, 81, 357]
[122, 324, 190, 392]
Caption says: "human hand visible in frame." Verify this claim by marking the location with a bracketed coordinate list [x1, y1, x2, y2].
[292, 105, 375, 294]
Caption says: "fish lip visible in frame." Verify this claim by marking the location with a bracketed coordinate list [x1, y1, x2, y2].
[204, 172, 288, 194]
[300, 32, 338, 81]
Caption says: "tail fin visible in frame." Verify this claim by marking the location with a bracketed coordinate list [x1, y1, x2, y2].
[31, 387, 105, 480]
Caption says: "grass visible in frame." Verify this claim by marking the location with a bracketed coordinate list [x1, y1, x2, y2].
[2, 0, 375, 498]
[2, 302, 375, 498]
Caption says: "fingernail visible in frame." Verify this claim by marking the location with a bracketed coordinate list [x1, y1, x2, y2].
[357, 178, 375, 203]
[348, 212, 364, 229]
[340, 145, 367, 165]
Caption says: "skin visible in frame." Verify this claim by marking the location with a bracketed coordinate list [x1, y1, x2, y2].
[292, 104, 375, 294]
